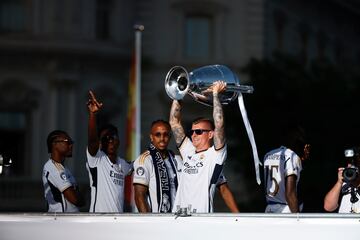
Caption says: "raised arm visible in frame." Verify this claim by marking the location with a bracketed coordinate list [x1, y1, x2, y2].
[87, 90, 103, 156]
[212, 81, 226, 149]
[169, 100, 186, 146]
[324, 167, 344, 212]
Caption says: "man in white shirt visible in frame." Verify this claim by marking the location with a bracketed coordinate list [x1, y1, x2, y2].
[133, 119, 239, 213]
[133, 120, 181, 212]
[169, 81, 227, 213]
[263, 126, 310, 213]
[324, 150, 360, 213]
[42, 130, 84, 212]
[86, 91, 133, 213]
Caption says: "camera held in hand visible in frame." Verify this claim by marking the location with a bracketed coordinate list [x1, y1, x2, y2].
[343, 148, 360, 183]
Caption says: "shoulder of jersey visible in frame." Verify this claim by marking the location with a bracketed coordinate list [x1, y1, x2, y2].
[175, 154, 183, 160]
[118, 157, 131, 165]
[50, 160, 65, 172]
[266, 147, 282, 156]
[138, 150, 150, 165]
[178, 137, 189, 150]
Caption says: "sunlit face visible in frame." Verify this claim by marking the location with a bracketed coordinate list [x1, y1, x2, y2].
[100, 129, 119, 155]
[190, 121, 213, 151]
[53, 133, 74, 157]
[150, 122, 171, 152]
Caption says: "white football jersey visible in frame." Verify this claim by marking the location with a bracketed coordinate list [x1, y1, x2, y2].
[264, 146, 302, 206]
[42, 159, 79, 212]
[86, 149, 133, 212]
[339, 185, 360, 213]
[173, 137, 227, 213]
[133, 151, 182, 212]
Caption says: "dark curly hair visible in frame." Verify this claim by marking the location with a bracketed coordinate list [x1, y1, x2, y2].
[47, 130, 68, 153]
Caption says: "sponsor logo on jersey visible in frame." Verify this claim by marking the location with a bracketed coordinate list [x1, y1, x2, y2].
[196, 162, 203, 167]
[184, 168, 198, 174]
[136, 167, 145, 176]
[183, 161, 204, 174]
[110, 170, 124, 186]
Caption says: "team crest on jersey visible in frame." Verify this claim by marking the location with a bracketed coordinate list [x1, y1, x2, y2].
[199, 154, 205, 160]
[60, 172, 67, 181]
[112, 164, 122, 173]
[136, 167, 145, 176]
[160, 193, 171, 212]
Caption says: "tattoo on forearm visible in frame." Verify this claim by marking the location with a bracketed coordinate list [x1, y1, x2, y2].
[173, 126, 185, 144]
[213, 95, 225, 148]
[170, 100, 185, 145]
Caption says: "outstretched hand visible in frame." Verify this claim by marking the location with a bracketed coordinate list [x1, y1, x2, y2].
[202, 80, 227, 95]
[87, 90, 103, 113]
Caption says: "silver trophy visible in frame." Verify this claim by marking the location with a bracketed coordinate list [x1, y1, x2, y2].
[164, 64, 254, 106]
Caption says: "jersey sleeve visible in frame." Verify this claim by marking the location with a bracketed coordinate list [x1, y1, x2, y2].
[211, 144, 227, 165]
[119, 158, 133, 176]
[86, 148, 103, 167]
[125, 161, 134, 176]
[133, 152, 152, 186]
[48, 165, 73, 192]
[174, 154, 183, 171]
[216, 172, 227, 186]
[284, 151, 300, 177]
[178, 137, 195, 159]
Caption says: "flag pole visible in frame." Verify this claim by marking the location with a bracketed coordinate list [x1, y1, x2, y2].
[134, 24, 144, 158]
[124, 24, 144, 212]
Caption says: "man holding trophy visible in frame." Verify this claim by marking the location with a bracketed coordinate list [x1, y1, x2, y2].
[169, 80, 227, 213]
[165, 64, 258, 212]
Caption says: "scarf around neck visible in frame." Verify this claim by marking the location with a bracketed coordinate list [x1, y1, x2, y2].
[148, 143, 178, 212]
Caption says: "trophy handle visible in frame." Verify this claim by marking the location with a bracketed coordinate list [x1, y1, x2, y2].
[226, 84, 254, 94]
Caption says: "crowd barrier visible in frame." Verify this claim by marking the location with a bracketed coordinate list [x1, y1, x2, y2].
[0, 213, 359, 240]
